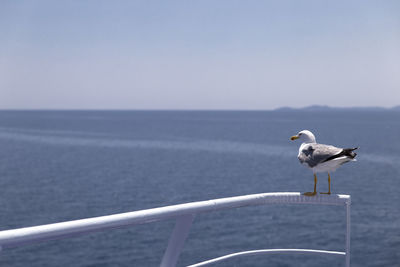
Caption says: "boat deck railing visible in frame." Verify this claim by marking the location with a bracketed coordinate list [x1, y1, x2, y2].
[0, 192, 351, 266]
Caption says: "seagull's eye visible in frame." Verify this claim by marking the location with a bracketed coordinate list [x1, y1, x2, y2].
[299, 133, 302, 136]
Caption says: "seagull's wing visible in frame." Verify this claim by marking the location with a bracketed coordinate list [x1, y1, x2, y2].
[299, 144, 343, 168]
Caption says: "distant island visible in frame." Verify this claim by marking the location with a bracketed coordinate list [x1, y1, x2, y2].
[274, 105, 400, 111]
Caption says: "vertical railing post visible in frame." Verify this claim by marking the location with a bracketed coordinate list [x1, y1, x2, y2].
[160, 214, 195, 267]
[345, 198, 351, 267]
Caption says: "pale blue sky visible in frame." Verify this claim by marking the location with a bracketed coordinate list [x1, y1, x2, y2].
[1, 1, 399, 109]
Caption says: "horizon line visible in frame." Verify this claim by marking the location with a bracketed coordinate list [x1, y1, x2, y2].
[0, 105, 399, 112]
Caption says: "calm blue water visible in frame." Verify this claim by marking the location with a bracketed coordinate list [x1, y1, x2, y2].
[0, 110, 399, 267]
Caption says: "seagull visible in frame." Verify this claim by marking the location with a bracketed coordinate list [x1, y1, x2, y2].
[290, 130, 357, 196]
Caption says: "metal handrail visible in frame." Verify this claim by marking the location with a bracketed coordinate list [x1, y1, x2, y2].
[0, 192, 351, 266]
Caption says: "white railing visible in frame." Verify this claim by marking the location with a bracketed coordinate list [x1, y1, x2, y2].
[0, 192, 351, 266]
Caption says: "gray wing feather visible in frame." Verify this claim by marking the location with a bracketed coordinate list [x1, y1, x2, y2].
[299, 144, 342, 168]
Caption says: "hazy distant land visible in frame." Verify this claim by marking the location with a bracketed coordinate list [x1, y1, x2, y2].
[274, 105, 400, 111]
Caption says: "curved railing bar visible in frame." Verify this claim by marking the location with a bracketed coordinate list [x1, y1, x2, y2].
[187, 249, 346, 267]
[0, 192, 349, 249]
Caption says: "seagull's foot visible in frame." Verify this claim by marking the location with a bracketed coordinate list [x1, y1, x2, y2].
[320, 192, 331, 195]
[303, 191, 317, 197]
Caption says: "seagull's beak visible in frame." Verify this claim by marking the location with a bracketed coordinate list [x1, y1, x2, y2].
[290, 135, 299, 141]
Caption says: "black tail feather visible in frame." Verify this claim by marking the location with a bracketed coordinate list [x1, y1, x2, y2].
[323, 147, 358, 162]
[343, 147, 358, 159]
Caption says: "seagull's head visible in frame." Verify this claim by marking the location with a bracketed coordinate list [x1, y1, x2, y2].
[290, 130, 316, 143]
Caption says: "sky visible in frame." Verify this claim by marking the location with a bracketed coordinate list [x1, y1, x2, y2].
[0, 1, 399, 110]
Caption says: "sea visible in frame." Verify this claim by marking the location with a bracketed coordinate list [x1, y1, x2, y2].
[0, 110, 399, 267]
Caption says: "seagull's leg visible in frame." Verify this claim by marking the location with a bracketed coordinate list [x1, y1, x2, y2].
[304, 174, 317, 196]
[320, 173, 332, 195]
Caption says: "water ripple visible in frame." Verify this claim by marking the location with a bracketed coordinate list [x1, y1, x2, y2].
[0, 130, 294, 157]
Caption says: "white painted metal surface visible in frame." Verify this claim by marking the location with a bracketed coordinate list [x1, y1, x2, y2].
[160, 215, 195, 267]
[0, 192, 351, 266]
